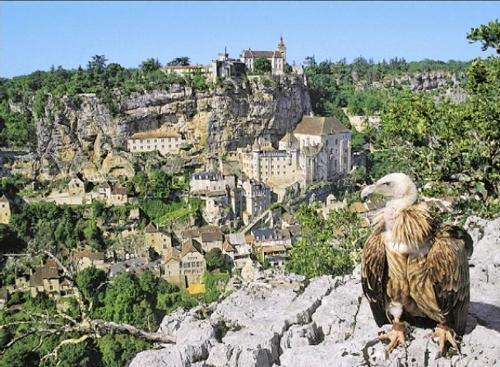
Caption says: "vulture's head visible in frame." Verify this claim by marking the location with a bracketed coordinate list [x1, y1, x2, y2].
[360, 173, 418, 209]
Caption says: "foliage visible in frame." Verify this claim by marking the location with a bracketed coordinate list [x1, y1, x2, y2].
[370, 53, 499, 216]
[253, 58, 272, 74]
[202, 270, 230, 303]
[286, 204, 369, 278]
[75, 267, 107, 304]
[97, 334, 148, 367]
[140, 58, 161, 73]
[0, 55, 204, 148]
[139, 198, 201, 225]
[205, 248, 225, 271]
[467, 19, 500, 53]
[0, 223, 25, 255]
[304, 56, 467, 119]
[167, 57, 190, 66]
[132, 169, 172, 198]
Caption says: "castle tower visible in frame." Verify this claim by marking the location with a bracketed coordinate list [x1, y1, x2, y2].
[277, 36, 287, 63]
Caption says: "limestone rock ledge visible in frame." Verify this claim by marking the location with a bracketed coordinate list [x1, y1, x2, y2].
[130, 217, 500, 367]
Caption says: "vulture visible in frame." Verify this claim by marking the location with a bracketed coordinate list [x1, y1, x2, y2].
[360, 173, 473, 355]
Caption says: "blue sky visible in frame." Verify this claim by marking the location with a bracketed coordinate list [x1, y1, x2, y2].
[1, 1, 498, 78]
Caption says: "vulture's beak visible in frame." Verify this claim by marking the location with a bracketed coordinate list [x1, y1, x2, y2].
[360, 185, 375, 202]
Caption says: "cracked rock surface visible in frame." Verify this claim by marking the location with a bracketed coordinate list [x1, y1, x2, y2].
[131, 217, 500, 367]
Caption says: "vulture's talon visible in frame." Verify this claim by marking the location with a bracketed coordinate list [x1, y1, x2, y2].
[379, 322, 406, 353]
[432, 325, 459, 357]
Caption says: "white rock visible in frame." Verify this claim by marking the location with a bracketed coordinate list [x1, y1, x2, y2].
[131, 216, 500, 367]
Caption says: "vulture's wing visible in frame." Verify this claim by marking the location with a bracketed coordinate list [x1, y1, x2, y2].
[427, 225, 472, 336]
[361, 232, 390, 327]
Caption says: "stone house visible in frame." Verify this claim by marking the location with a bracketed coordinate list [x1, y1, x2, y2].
[250, 227, 293, 267]
[241, 36, 287, 75]
[71, 250, 106, 271]
[109, 186, 128, 205]
[0, 195, 11, 224]
[254, 245, 288, 267]
[211, 50, 246, 81]
[224, 233, 252, 269]
[199, 227, 224, 253]
[190, 171, 235, 194]
[180, 239, 207, 285]
[29, 260, 72, 299]
[183, 225, 224, 253]
[164, 239, 207, 287]
[164, 248, 183, 288]
[250, 227, 292, 249]
[127, 128, 184, 156]
[163, 64, 210, 76]
[144, 223, 172, 258]
[241, 180, 272, 224]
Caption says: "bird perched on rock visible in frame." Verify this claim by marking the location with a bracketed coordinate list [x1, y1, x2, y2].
[360, 173, 473, 356]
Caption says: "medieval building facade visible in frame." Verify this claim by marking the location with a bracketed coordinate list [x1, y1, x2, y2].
[240, 36, 287, 75]
[238, 116, 351, 191]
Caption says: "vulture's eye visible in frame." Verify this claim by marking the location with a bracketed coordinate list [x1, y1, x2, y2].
[383, 182, 391, 186]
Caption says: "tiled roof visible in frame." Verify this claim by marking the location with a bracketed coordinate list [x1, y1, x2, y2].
[241, 50, 283, 59]
[111, 186, 128, 195]
[181, 239, 203, 257]
[73, 250, 105, 261]
[222, 241, 234, 252]
[201, 231, 223, 243]
[293, 116, 350, 136]
[279, 132, 299, 147]
[145, 223, 159, 233]
[227, 233, 246, 246]
[181, 228, 200, 239]
[256, 245, 287, 254]
[164, 64, 205, 70]
[29, 262, 60, 287]
[129, 127, 180, 140]
[165, 248, 181, 262]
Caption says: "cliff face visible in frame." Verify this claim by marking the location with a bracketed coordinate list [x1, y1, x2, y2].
[29, 76, 311, 178]
[130, 216, 500, 367]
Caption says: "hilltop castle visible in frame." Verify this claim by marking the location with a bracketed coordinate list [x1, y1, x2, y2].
[241, 36, 287, 75]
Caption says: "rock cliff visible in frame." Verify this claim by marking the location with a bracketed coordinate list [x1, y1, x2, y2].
[130, 216, 500, 367]
[28, 76, 310, 178]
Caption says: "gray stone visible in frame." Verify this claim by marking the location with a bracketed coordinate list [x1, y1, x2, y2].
[131, 217, 500, 367]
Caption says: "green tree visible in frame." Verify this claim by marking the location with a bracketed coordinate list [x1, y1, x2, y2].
[205, 248, 225, 271]
[167, 57, 190, 66]
[253, 58, 272, 74]
[140, 58, 161, 73]
[75, 267, 107, 305]
[467, 19, 500, 53]
[286, 205, 368, 278]
[87, 55, 108, 74]
[56, 338, 102, 367]
[97, 335, 149, 367]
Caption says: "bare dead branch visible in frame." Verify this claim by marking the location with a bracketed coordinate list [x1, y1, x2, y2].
[41, 334, 94, 363]
[91, 319, 176, 344]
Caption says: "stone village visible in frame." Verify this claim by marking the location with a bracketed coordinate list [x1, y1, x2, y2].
[0, 37, 375, 306]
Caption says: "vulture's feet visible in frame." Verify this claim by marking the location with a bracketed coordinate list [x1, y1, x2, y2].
[379, 321, 407, 353]
[432, 324, 460, 358]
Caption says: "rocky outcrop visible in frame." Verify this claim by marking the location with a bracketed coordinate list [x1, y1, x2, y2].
[28, 76, 310, 178]
[130, 216, 500, 367]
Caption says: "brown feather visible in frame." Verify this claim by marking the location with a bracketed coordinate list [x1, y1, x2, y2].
[362, 204, 471, 336]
